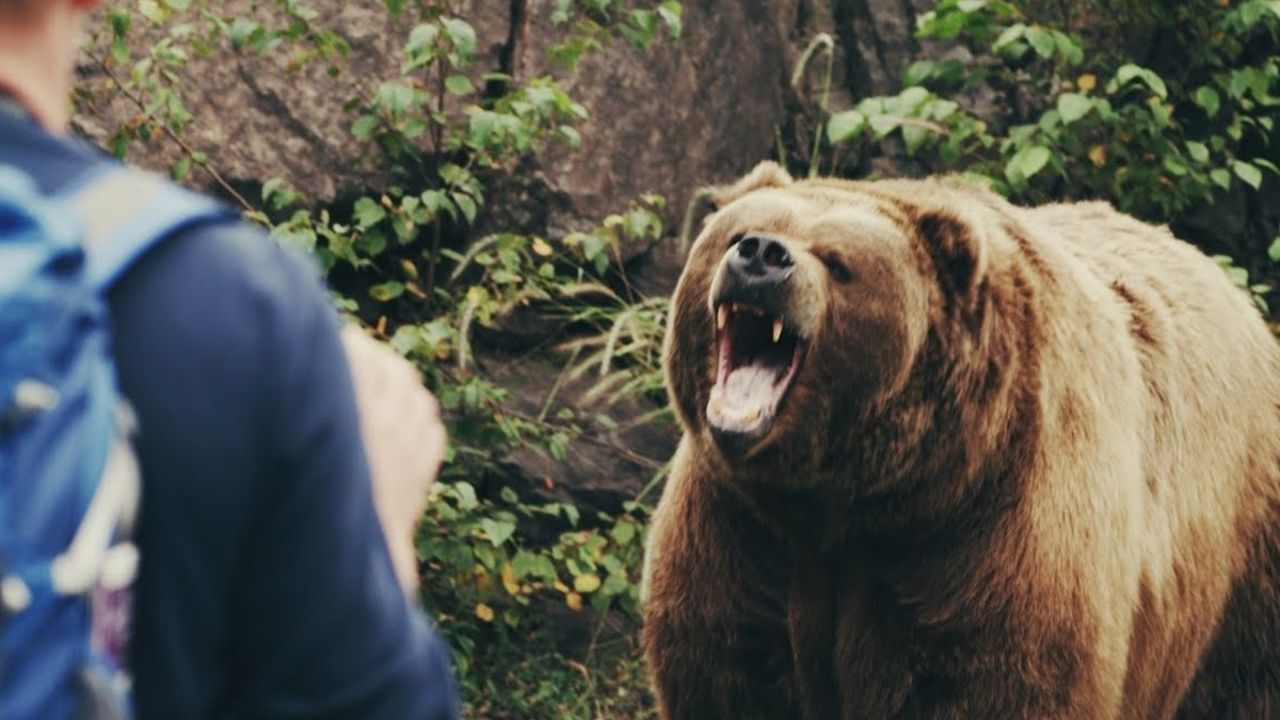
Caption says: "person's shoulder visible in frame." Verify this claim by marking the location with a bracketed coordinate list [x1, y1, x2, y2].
[0, 109, 114, 193]
[107, 208, 337, 396]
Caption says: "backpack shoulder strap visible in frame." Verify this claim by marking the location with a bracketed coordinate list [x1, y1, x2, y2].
[66, 167, 237, 291]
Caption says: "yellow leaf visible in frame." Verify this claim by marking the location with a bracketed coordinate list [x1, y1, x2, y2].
[553, 580, 570, 594]
[532, 238, 553, 257]
[1077, 73, 1097, 92]
[565, 592, 584, 612]
[473, 564, 492, 594]
[574, 573, 602, 593]
[475, 603, 495, 622]
[501, 562, 520, 596]
[1088, 145, 1107, 167]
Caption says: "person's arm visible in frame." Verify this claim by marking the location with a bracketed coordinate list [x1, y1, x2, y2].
[341, 324, 446, 593]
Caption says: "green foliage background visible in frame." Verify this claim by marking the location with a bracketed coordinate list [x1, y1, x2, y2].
[79, 1, 1278, 717]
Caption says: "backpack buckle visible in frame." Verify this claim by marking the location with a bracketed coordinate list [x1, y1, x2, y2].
[0, 378, 61, 435]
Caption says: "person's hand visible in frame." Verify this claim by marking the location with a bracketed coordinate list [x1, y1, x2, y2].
[341, 324, 446, 593]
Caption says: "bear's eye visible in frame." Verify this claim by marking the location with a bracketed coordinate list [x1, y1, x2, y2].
[821, 255, 852, 283]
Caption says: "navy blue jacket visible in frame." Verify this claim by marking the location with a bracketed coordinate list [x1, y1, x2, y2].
[1, 102, 459, 719]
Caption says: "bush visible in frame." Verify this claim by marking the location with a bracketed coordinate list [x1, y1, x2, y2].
[791, 0, 1280, 314]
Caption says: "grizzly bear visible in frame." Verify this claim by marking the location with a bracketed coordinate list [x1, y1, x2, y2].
[641, 161, 1280, 719]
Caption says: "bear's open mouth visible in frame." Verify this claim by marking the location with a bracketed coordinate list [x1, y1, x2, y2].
[706, 302, 805, 448]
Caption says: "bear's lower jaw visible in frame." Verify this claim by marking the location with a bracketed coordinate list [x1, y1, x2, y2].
[705, 302, 806, 460]
[707, 421, 766, 461]
[705, 356, 805, 461]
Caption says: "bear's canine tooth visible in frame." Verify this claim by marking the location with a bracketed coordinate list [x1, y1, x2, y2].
[717, 305, 728, 331]
[743, 406, 762, 422]
[772, 319, 783, 343]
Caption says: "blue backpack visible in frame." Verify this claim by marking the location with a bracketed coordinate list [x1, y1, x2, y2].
[0, 164, 231, 719]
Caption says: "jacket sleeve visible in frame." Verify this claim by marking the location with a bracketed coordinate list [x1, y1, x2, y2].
[112, 221, 459, 719]
[226, 233, 460, 719]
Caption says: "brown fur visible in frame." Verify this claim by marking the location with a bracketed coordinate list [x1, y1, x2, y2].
[642, 162, 1280, 719]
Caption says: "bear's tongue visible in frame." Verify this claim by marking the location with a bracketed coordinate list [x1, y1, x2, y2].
[719, 363, 782, 418]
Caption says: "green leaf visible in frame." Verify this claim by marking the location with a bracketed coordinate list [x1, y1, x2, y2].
[1233, 160, 1263, 190]
[869, 114, 899, 139]
[480, 518, 516, 547]
[1056, 93, 1092, 124]
[353, 196, 387, 229]
[1162, 156, 1188, 177]
[467, 110, 498, 147]
[557, 125, 582, 149]
[573, 573, 602, 593]
[1026, 27, 1055, 59]
[610, 521, 636, 545]
[108, 8, 131, 38]
[261, 177, 285, 204]
[452, 193, 478, 225]
[111, 35, 130, 63]
[1185, 141, 1210, 164]
[992, 23, 1026, 53]
[1110, 64, 1167, 99]
[351, 114, 378, 141]
[383, 0, 405, 16]
[1012, 145, 1052, 179]
[657, 1, 683, 39]
[453, 481, 478, 510]
[827, 110, 868, 144]
[369, 281, 405, 302]
[445, 74, 474, 95]
[600, 573, 630, 597]
[1211, 168, 1232, 190]
[171, 156, 192, 181]
[442, 17, 476, 60]
[374, 82, 417, 116]
[1268, 237, 1280, 262]
[903, 60, 935, 87]
[1053, 31, 1084, 65]
[228, 17, 260, 52]
[896, 86, 930, 113]
[404, 23, 440, 70]
[903, 125, 930, 155]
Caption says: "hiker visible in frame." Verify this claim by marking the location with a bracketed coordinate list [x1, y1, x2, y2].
[0, 0, 459, 718]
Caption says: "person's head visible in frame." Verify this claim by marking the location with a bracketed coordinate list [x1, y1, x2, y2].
[0, 0, 100, 133]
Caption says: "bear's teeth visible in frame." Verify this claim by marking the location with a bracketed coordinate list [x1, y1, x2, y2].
[717, 305, 728, 331]
[772, 319, 783, 343]
[743, 406, 761, 422]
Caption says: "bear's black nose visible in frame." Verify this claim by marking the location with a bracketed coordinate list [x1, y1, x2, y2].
[728, 235, 793, 285]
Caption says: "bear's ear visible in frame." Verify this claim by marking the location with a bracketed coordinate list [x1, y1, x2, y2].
[915, 209, 988, 300]
[711, 161, 793, 209]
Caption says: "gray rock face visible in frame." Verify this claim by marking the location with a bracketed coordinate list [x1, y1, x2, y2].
[75, 2, 800, 231]
[74, 1, 939, 249]
[75, 1, 412, 203]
